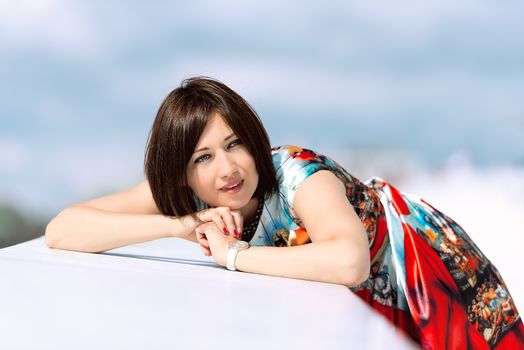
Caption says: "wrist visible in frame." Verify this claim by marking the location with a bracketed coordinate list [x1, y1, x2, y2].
[225, 240, 250, 270]
[220, 242, 230, 267]
[166, 214, 200, 238]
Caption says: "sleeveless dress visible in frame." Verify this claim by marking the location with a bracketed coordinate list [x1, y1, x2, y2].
[197, 144, 523, 349]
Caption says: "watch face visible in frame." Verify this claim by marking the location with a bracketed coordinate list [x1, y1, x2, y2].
[229, 240, 250, 250]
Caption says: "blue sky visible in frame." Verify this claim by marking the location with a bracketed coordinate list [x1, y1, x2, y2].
[1, 1, 523, 218]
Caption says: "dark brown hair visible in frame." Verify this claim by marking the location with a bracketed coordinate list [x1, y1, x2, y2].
[144, 76, 278, 216]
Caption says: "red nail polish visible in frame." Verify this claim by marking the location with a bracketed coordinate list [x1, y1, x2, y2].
[234, 229, 238, 236]
[223, 227, 227, 234]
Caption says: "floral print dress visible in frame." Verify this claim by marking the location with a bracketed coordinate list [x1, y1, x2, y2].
[247, 145, 523, 349]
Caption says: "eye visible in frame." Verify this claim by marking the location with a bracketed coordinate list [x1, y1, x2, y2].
[228, 139, 242, 148]
[194, 139, 242, 164]
[194, 154, 211, 164]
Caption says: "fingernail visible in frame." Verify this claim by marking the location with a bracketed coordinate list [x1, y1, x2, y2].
[223, 227, 228, 234]
[234, 229, 238, 236]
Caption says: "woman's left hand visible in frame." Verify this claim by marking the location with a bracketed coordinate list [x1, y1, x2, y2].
[195, 221, 239, 266]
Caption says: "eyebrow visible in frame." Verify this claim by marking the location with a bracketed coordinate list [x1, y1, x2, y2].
[193, 133, 236, 154]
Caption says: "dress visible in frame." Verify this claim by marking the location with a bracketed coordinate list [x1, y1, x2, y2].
[254, 145, 523, 349]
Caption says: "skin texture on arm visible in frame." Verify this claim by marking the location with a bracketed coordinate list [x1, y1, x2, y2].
[45, 181, 201, 253]
[201, 170, 371, 287]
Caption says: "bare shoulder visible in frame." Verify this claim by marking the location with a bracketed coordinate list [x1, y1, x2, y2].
[73, 180, 161, 215]
[294, 170, 347, 207]
[293, 170, 366, 242]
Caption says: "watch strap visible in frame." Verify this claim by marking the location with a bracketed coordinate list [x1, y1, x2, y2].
[226, 247, 238, 271]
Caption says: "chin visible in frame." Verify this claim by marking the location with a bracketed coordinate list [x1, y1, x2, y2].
[224, 198, 250, 210]
[215, 193, 251, 209]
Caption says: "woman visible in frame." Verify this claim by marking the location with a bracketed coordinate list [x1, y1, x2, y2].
[45, 77, 523, 349]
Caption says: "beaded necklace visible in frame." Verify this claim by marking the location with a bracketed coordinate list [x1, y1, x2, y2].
[241, 198, 264, 242]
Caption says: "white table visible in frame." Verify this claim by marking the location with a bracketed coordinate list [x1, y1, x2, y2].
[0, 237, 418, 349]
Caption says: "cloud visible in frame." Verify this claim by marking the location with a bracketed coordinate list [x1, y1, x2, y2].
[1, 0, 523, 218]
[0, 140, 144, 217]
[0, 1, 100, 59]
[148, 57, 522, 123]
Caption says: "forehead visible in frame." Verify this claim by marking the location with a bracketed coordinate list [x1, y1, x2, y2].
[197, 114, 233, 143]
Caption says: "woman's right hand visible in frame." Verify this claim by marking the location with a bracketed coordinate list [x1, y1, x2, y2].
[193, 207, 244, 256]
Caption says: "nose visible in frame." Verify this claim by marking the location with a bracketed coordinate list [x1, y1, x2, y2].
[216, 150, 238, 178]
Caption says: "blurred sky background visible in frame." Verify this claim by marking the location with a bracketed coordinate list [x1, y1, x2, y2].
[1, 1, 523, 305]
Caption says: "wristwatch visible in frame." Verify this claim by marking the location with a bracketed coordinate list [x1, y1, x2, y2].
[226, 240, 250, 271]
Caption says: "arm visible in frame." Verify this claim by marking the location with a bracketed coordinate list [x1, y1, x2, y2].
[206, 170, 371, 287]
[235, 239, 366, 287]
[45, 181, 200, 253]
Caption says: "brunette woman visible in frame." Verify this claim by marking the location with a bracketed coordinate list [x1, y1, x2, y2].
[46, 77, 523, 349]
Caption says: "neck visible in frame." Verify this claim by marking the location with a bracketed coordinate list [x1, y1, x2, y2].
[240, 197, 260, 227]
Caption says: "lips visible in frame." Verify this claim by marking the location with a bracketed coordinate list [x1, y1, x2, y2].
[220, 179, 243, 191]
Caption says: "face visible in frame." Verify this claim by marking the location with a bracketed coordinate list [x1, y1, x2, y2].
[186, 114, 259, 209]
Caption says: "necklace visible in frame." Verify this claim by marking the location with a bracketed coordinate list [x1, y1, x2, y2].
[241, 198, 264, 242]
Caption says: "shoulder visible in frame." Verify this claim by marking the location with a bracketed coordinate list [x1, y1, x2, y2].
[271, 144, 336, 171]
[270, 144, 341, 209]
[269, 144, 364, 208]
[271, 144, 320, 160]
[271, 144, 343, 183]
[270, 144, 297, 168]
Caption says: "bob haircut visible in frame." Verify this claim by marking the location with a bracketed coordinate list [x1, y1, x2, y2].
[144, 76, 279, 217]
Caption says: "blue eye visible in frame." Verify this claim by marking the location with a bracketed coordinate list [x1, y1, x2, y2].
[194, 154, 210, 164]
[229, 139, 242, 148]
[194, 139, 242, 164]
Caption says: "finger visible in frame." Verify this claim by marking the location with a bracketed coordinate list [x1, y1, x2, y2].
[195, 228, 205, 239]
[197, 234, 210, 248]
[199, 208, 233, 237]
[202, 247, 212, 256]
[202, 242, 212, 255]
[230, 210, 244, 239]
[218, 207, 238, 239]
[210, 212, 228, 236]
[196, 208, 211, 223]
[196, 230, 210, 247]
[197, 231, 209, 247]
[198, 239, 210, 249]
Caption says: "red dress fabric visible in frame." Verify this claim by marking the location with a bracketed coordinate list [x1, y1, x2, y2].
[269, 145, 523, 349]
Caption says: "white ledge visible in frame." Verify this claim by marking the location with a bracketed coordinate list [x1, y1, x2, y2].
[0, 236, 417, 349]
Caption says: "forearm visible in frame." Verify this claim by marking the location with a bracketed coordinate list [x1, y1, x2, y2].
[234, 239, 369, 287]
[45, 206, 195, 253]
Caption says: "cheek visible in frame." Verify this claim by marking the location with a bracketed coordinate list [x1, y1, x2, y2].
[187, 170, 205, 192]
[186, 169, 195, 189]
[189, 168, 217, 198]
